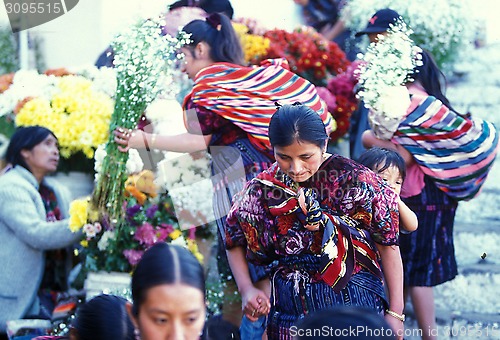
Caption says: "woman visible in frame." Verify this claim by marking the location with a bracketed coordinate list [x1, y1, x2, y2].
[114, 12, 333, 335]
[127, 242, 206, 340]
[362, 50, 498, 339]
[0, 126, 81, 335]
[69, 294, 134, 340]
[225, 103, 405, 339]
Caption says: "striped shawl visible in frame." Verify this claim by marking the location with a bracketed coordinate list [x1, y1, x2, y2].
[183, 58, 334, 154]
[393, 94, 499, 200]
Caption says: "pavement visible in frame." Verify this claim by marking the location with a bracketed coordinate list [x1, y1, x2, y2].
[403, 42, 500, 339]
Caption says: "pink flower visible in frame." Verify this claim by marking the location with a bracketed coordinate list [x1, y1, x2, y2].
[123, 249, 144, 266]
[160, 223, 174, 234]
[134, 222, 157, 246]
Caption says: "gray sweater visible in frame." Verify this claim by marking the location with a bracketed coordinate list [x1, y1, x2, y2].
[0, 166, 81, 333]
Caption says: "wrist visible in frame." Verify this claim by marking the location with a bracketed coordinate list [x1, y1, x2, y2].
[385, 309, 405, 322]
[150, 134, 157, 149]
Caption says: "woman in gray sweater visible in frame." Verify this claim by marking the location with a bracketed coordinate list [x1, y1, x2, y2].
[0, 126, 81, 334]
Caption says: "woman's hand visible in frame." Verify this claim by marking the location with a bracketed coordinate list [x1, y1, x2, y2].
[297, 188, 322, 231]
[384, 314, 404, 340]
[113, 127, 144, 152]
[241, 285, 271, 321]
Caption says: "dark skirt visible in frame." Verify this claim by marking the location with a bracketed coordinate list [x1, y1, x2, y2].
[211, 139, 273, 282]
[267, 255, 386, 340]
[400, 176, 458, 287]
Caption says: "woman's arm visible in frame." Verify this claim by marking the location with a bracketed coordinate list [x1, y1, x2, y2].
[226, 246, 270, 320]
[320, 19, 345, 41]
[0, 186, 80, 249]
[376, 244, 405, 339]
[398, 199, 418, 233]
[361, 130, 414, 165]
[114, 129, 212, 154]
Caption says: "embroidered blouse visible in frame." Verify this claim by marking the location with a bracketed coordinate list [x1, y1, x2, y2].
[225, 154, 400, 271]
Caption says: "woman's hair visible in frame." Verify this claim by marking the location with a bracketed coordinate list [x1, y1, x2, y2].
[269, 103, 329, 149]
[169, 0, 234, 19]
[5, 126, 57, 170]
[72, 294, 135, 340]
[131, 242, 205, 316]
[357, 147, 406, 180]
[294, 306, 395, 339]
[181, 12, 244, 65]
[413, 49, 460, 114]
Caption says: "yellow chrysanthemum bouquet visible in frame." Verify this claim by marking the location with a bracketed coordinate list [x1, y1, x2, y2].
[0, 67, 115, 172]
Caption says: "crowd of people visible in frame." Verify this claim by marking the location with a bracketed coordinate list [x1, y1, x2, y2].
[1, 2, 498, 340]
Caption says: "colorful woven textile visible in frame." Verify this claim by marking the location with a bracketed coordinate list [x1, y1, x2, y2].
[183, 58, 334, 154]
[393, 94, 499, 201]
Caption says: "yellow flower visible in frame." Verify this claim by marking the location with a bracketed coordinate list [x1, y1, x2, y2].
[187, 238, 204, 264]
[169, 229, 182, 240]
[233, 22, 270, 64]
[80, 240, 89, 248]
[15, 75, 113, 160]
[69, 198, 89, 232]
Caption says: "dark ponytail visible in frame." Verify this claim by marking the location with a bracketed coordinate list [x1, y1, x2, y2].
[182, 13, 244, 65]
[413, 49, 461, 115]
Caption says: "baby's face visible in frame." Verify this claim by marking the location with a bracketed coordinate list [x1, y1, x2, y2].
[376, 165, 403, 195]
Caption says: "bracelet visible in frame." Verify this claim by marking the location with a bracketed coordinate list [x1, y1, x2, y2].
[385, 310, 405, 322]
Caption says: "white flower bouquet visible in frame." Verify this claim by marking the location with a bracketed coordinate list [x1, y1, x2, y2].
[341, 0, 477, 72]
[92, 16, 190, 221]
[356, 19, 422, 140]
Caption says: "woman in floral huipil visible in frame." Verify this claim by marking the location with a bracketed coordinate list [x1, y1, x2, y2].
[225, 103, 405, 339]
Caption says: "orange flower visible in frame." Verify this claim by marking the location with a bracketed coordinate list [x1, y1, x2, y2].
[44, 68, 73, 77]
[0, 73, 14, 93]
[13, 96, 34, 114]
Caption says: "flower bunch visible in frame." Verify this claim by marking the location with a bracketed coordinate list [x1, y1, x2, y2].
[232, 22, 270, 65]
[16, 75, 113, 159]
[156, 151, 215, 230]
[340, 0, 476, 72]
[69, 169, 204, 273]
[257, 26, 350, 87]
[0, 67, 117, 172]
[356, 19, 422, 140]
[326, 61, 362, 142]
[92, 16, 190, 221]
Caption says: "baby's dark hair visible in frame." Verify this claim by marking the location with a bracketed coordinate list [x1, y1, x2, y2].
[357, 147, 406, 180]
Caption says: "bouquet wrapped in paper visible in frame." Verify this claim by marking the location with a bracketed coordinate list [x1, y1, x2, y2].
[355, 18, 422, 140]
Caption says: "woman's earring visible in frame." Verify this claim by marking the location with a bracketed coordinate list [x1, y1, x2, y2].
[134, 328, 141, 340]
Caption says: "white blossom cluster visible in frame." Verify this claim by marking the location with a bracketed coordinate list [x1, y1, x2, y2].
[111, 17, 191, 125]
[341, 0, 477, 72]
[356, 19, 422, 140]
[0, 70, 58, 116]
[93, 144, 144, 182]
[0, 67, 117, 117]
[156, 153, 215, 229]
[68, 65, 117, 98]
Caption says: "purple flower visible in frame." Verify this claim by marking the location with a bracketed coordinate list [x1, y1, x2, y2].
[126, 204, 142, 217]
[134, 222, 157, 246]
[146, 204, 159, 219]
[123, 249, 144, 266]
